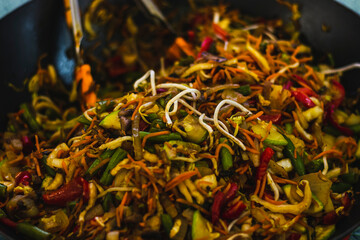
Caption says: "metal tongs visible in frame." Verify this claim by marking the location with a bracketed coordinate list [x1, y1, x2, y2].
[64, 0, 96, 108]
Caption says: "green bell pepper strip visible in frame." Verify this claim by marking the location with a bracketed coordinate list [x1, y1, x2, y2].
[331, 182, 352, 193]
[161, 213, 173, 235]
[219, 138, 233, 170]
[102, 193, 113, 212]
[282, 134, 306, 176]
[40, 156, 56, 177]
[0, 216, 51, 240]
[139, 131, 182, 142]
[236, 84, 251, 96]
[340, 172, 359, 185]
[0, 183, 7, 199]
[146, 113, 160, 122]
[77, 114, 92, 125]
[305, 158, 324, 173]
[20, 103, 41, 132]
[100, 148, 127, 186]
[86, 149, 116, 178]
[285, 123, 293, 134]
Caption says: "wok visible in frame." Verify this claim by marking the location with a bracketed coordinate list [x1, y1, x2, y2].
[0, 0, 359, 239]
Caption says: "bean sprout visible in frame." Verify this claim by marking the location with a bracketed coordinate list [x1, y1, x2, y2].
[133, 70, 156, 96]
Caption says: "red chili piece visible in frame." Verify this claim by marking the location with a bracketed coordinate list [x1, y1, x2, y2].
[283, 81, 293, 90]
[43, 177, 85, 206]
[287, 233, 302, 240]
[15, 171, 31, 186]
[221, 201, 246, 220]
[212, 23, 229, 41]
[322, 210, 338, 225]
[224, 183, 238, 202]
[81, 178, 90, 203]
[211, 191, 226, 223]
[291, 90, 316, 108]
[197, 36, 213, 59]
[259, 113, 282, 125]
[257, 147, 275, 180]
[21, 136, 33, 155]
[341, 192, 352, 212]
[187, 30, 195, 42]
[211, 183, 243, 223]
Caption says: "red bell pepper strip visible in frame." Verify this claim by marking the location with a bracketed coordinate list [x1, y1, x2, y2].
[296, 87, 318, 97]
[211, 191, 226, 223]
[15, 171, 31, 186]
[331, 80, 345, 109]
[325, 104, 353, 136]
[43, 177, 86, 206]
[291, 90, 316, 108]
[197, 36, 213, 59]
[212, 23, 229, 41]
[283, 81, 293, 90]
[324, 80, 353, 136]
[256, 147, 274, 180]
[259, 113, 282, 125]
[221, 200, 246, 220]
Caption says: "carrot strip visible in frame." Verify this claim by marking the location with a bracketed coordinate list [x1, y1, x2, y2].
[246, 146, 260, 154]
[215, 143, 235, 161]
[131, 98, 143, 121]
[253, 179, 261, 196]
[163, 76, 194, 82]
[141, 131, 170, 148]
[71, 138, 93, 148]
[116, 192, 129, 227]
[239, 128, 262, 139]
[62, 160, 69, 175]
[66, 122, 82, 141]
[264, 196, 287, 205]
[312, 149, 343, 160]
[121, 99, 139, 109]
[165, 171, 198, 192]
[241, 130, 256, 149]
[176, 198, 211, 216]
[33, 157, 41, 177]
[175, 37, 195, 57]
[246, 111, 264, 122]
[259, 174, 267, 199]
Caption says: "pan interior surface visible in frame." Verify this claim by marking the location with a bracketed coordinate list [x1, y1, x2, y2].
[0, 0, 359, 239]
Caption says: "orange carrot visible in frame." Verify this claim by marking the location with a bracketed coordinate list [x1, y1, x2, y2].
[175, 37, 195, 57]
[215, 143, 235, 161]
[264, 196, 287, 205]
[246, 111, 264, 122]
[165, 171, 198, 192]
[312, 149, 343, 160]
[131, 98, 144, 121]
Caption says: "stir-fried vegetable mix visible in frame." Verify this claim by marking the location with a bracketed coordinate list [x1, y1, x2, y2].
[1, 2, 360, 240]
